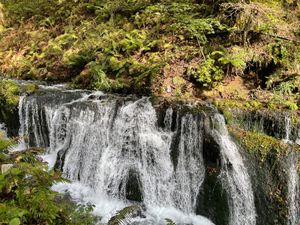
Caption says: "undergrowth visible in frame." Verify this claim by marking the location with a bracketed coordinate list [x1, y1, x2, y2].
[0, 0, 298, 107]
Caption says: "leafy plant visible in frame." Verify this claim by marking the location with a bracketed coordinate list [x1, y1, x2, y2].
[0, 80, 20, 108]
[187, 56, 224, 88]
[107, 205, 141, 225]
[213, 47, 246, 75]
[165, 218, 177, 225]
[0, 136, 97, 225]
[170, 17, 227, 44]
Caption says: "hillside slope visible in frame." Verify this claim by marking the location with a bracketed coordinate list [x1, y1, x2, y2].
[0, 0, 299, 110]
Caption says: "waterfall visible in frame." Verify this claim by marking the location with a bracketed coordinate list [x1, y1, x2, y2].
[17, 89, 214, 225]
[50, 98, 206, 217]
[211, 114, 256, 225]
[284, 115, 292, 143]
[296, 126, 300, 146]
[284, 115, 300, 225]
[8, 96, 27, 151]
[288, 153, 300, 225]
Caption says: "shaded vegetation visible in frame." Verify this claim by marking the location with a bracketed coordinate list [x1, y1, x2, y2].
[0, 0, 297, 107]
[0, 140, 98, 225]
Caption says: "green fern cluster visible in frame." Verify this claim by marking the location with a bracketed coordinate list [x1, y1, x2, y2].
[0, 145, 98, 225]
[0, 0, 299, 107]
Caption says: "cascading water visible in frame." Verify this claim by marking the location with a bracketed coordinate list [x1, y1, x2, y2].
[296, 126, 300, 145]
[17, 88, 214, 225]
[282, 115, 300, 225]
[284, 115, 292, 144]
[287, 153, 300, 225]
[211, 114, 256, 225]
[6, 79, 300, 225]
[285, 114, 300, 225]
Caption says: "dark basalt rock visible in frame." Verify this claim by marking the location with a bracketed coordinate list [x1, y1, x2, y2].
[0, 103, 19, 137]
[196, 169, 229, 225]
[249, 150, 290, 225]
[125, 169, 143, 202]
[196, 130, 229, 225]
[229, 109, 300, 142]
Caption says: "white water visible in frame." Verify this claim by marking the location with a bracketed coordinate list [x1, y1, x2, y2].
[52, 182, 214, 225]
[296, 126, 300, 146]
[18, 91, 213, 225]
[211, 114, 256, 225]
[287, 155, 300, 225]
[284, 115, 292, 144]
[282, 115, 300, 225]
[9, 96, 27, 152]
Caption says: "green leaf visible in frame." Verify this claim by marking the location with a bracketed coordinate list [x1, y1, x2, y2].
[9, 218, 20, 225]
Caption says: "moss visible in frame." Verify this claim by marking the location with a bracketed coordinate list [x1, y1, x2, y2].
[214, 99, 264, 113]
[23, 83, 39, 94]
[215, 95, 300, 115]
[0, 80, 40, 110]
[229, 127, 289, 162]
[0, 80, 20, 108]
[0, 134, 13, 152]
[229, 125, 300, 223]
[223, 110, 232, 125]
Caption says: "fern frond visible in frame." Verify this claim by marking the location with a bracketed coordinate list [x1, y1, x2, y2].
[165, 218, 176, 225]
[107, 205, 142, 225]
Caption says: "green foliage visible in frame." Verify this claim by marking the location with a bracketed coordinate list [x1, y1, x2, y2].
[223, 110, 233, 124]
[187, 46, 247, 87]
[165, 218, 177, 225]
[0, 0, 298, 105]
[214, 47, 247, 75]
[187, 56, 224, 88]
[245, 100, 262, 109]
[0, 0, 82, 26]
[0, 80, 19, 108]
[88, 62, 113, 91]
[170, 17, 227, 44]
[0, 135, 12, 152]
[0, 140, 97, 225]
[0, 80, 39, 113]
[275, 81, 297, 96]
[108, 205, 141, 225]
[268, 40, 289, 65]
[287, 101, 298, 110]
[1, 0, 56, 24]
[135, 2, 227, 43]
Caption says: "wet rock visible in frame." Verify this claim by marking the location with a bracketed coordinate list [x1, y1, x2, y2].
[126, 169, 143, 202]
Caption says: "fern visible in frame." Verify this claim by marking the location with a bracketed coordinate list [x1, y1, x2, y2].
[187, 56, 224, 87]
[107, 205, 141, 225]
[165, 218, 177, 225]
[88, 62, 112, 91]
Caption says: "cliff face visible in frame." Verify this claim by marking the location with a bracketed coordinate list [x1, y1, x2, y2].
[226, 108, 300, 225]
[0, 81, 299, 225]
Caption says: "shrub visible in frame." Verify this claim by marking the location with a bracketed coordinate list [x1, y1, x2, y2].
[1, 0, 58, 25]
[0, 144, 98, 225]
[187, 56, 224, 88]
[0, 80, 20, 108]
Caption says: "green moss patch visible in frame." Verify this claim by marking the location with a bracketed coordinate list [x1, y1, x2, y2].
[229, 126, 292, 162]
